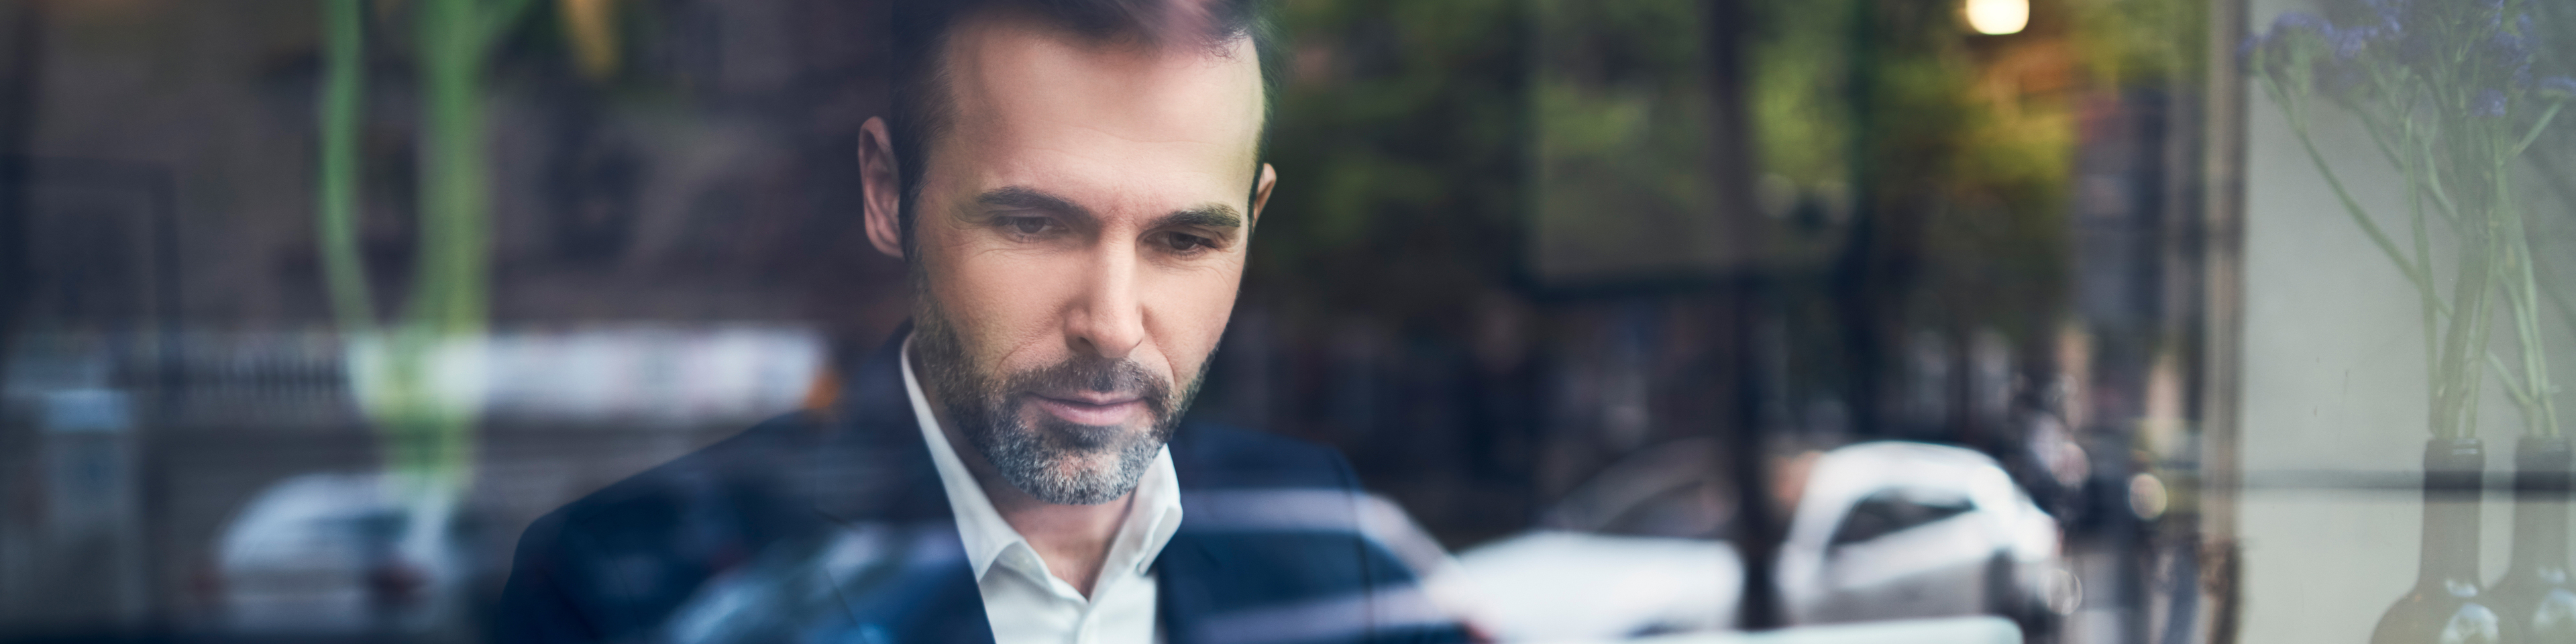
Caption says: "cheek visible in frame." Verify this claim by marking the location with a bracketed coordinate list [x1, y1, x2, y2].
[1141, 266, 1244, 382]
[920, 236, 1081, 368]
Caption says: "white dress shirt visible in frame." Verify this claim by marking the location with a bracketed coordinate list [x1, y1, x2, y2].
[901, 339, 1184, 644]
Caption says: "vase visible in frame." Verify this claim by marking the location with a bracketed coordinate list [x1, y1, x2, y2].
[2492, 436, 2576, 643]
[2372, 438, 2514, 644]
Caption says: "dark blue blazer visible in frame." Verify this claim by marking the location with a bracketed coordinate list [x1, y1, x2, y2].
[494, 328, 1466, 644]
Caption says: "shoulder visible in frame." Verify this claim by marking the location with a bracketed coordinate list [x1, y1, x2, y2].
[1167, 421, 1360, 491]
[547, 413, 828, 535]
[494, 413, 839, 643]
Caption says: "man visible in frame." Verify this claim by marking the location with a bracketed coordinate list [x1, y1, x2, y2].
[493, 1, 1464, 643]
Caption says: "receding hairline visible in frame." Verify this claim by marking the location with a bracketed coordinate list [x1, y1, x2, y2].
[914, 5, 1266, 153]
[953, 3, 1258, 60]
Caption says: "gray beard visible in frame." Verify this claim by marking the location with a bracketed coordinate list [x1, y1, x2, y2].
[968, 414, 1167, 505]
[911, 299, 1199, 505]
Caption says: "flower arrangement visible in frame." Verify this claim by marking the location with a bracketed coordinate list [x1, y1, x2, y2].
[2248, 0, 2571, 441]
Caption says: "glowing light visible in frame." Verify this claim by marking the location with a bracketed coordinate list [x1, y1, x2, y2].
[1964, 0, 2029, 35]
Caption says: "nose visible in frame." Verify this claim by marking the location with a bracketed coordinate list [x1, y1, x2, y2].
[1065, 244, 1147, 362]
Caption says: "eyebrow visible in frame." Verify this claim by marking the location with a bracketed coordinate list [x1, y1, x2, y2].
[976, 186, 1095, 224]
[973, 186, 1242, 231]
[1155, 205, 1243, 231]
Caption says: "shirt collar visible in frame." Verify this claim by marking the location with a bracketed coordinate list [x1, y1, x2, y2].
[900, 335, 1184, 583]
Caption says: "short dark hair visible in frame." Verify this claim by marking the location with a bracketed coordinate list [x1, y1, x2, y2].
[887, 0, 1281, 256]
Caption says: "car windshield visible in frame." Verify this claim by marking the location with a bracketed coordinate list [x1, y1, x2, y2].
[1830, 488, 1977, 547]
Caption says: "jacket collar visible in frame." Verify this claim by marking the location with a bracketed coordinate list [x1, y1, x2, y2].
[808, 322, 1232, 644]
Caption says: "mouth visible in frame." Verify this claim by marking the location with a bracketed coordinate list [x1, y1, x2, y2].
[1026, 392, 1149, 427]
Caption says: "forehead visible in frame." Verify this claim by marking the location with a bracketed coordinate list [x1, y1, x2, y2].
[936, 12, 1265, 202]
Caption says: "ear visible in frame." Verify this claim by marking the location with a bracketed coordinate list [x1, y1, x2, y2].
[859, 117, 906, 259]
[1248, 163, 1277, 227]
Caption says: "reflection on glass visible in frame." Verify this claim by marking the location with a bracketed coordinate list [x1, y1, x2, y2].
[0, 0, 2309, 641]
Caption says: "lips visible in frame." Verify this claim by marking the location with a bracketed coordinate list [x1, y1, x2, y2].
[1026, 392, 1148, 427]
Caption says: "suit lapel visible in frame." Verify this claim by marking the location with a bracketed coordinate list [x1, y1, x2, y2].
[1155, 532, 1224, 644]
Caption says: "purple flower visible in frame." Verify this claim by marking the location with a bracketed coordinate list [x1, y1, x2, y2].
[2474, 89, 2508, 117]
[2247, 11, 2400, 103]
[2475, 29, 2532, 89]
[2251, 11, 2329, 72]
[2485, 29, 2530, 67]
[2247, 13, 2310, 78]
[2269, 11, 2332, 38]
[2328, 24, 2377, 60]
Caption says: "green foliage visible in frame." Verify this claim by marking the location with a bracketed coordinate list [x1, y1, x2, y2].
[1749, 0, 1855, 192]
[1254, 0, 1528, 323]
[1752, 0, 2087, 341]
[2065, 0, 2207, 87]
[1253, 0, 2189, 358]
[1527, 0, 1729, 279]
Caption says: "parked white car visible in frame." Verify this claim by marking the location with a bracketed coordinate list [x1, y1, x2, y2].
[1775, 441, 2075, 626]
[1452, 441, 2077, 641]
[213, 473, 470, 633]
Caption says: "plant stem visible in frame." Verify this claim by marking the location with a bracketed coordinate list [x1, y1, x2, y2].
[2282, 93, 2436, 302]
[2494, 150, 2559, 437]
[2512, 102, 2564, 158]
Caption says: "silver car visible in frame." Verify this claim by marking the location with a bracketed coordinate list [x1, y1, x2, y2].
[1452, 441, 2078, 641]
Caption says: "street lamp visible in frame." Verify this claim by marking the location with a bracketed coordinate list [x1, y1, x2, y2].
[1964, 0, 2029, 35]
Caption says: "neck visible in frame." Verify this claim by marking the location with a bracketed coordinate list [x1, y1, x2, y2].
[947, 419, 1136, 597]
[974, 456, 1136, 597]
[916, 355, 1134, 597]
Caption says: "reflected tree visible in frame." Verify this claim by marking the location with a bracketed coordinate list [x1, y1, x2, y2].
[314, 0, 537, 583]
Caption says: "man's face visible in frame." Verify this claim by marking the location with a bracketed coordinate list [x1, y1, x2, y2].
[864, 11, 1273, 504]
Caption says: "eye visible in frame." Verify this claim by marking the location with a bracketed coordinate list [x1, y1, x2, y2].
[1161, 232, 1214, 254]
[1000, 216, 1056, 237]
